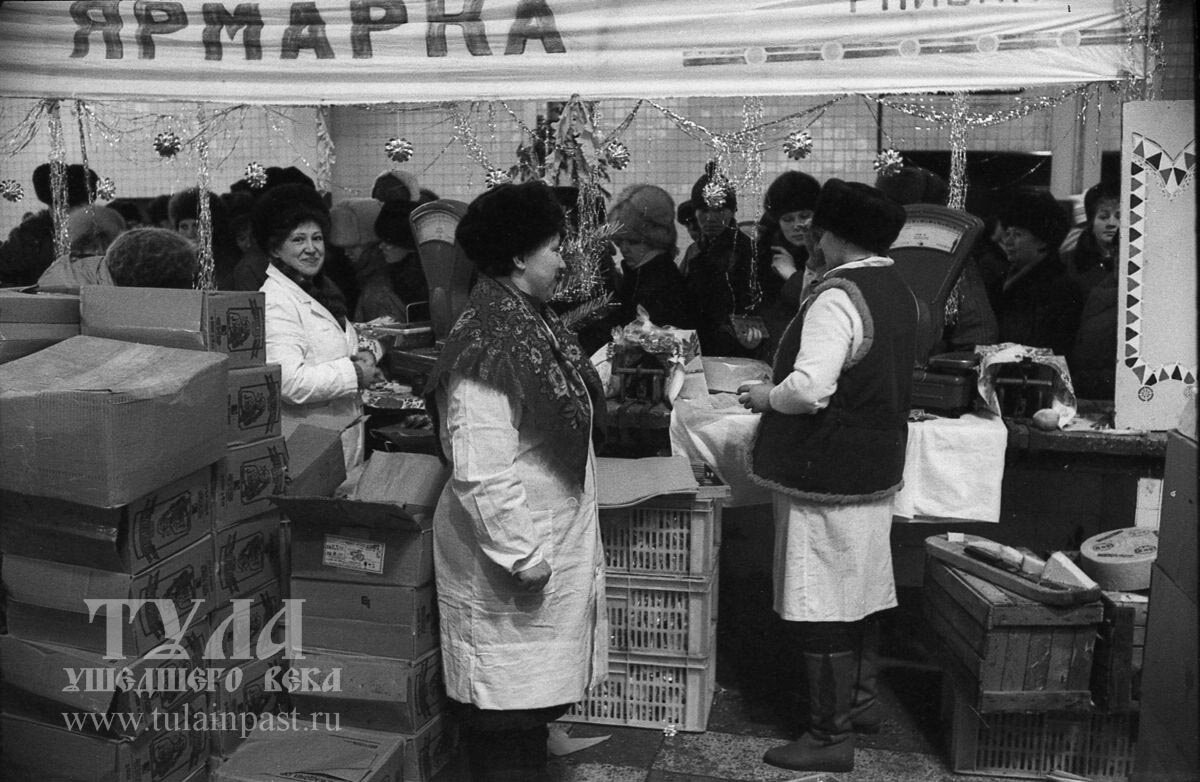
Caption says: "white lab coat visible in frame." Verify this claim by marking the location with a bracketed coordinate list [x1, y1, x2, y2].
[433, 375, 607, 710]
[767, 258, 897, 622]
[262, 263, 364, 469]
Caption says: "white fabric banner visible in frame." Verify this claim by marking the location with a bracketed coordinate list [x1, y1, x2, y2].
[0, 0, 1147, 104]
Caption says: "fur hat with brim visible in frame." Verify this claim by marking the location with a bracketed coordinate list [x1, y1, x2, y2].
[813, 178, 906, 255]
[609, 184, 677, 251]
[330, 198, 382, 248]
[456, 181, 564, 277]
[33, 163, 99, 208]
[372, 169, 421, 204]
[1002, 188, 1070, 250]
[764, 171, 821, 218]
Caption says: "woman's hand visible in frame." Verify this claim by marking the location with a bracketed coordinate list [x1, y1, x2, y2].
[513, 560, 552, 592]
[352, 350, 385, 388]
[737, 382, 776, 413]
[770, 246, 798, 280]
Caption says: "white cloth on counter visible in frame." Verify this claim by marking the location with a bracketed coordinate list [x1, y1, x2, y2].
[671, 400, 1006, 522]
[891, 410, 1007, 523]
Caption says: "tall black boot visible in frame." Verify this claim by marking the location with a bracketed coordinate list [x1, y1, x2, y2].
[762, 651, 856, 772]
[851, 620, 882, 734]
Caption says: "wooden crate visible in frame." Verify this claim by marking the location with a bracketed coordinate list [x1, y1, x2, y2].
[924, 557, 1103, 712]
[1090, 590, 1148, 713]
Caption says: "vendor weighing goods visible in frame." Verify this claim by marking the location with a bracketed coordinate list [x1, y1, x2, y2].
[0, 335, 227, 507]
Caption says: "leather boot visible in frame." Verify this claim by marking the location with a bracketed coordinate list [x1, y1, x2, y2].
[763, 651, 856, 772]
[851, 624, 882, 734]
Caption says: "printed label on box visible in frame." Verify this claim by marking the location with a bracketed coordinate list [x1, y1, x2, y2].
[323, 535, 385, 574]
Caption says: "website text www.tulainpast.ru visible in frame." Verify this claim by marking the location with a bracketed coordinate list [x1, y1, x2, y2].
[62, 706, 340, 738]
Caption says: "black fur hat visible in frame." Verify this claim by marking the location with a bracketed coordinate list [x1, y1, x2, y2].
[456, 181, 564, 277]
[764, 171, 821, 217]
[251, 183, 330, 255]
[813, 178, 906, 255]
[1002, 188, 1070, 251]
[32, 163, 99, 208]
[874, 165, 948, 207]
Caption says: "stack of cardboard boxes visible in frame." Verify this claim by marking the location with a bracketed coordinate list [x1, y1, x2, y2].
[268, 451, 456, 782]
[0, 288, 81, 364]
[0, 332, 229, 782]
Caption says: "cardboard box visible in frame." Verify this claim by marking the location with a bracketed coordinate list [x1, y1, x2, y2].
[212, 723, 404, 782]
[923, 558, 1102, 712]
[0, 287, 81, 322]
[0, 336, 67, 364]
[292, 647, 445, 734]
[0, 335, 227, 507]
[208, 579, 284, 667]
[215, 438, 289, 530]
[0, 635, 201, 739]
[1135, 563, 1198, 773]
[292, 579, 438, 660]
[82, 286, 266, 368]
[227, 364, 282, 445]
[278, 452, 445, 587]
[1, 705, 210, 782]
[0, 465, 215, 573]
[1091, 590, 1149, 712]
[214, 514, 284, 604]
[283, 423, 346, 498]
[210, 654, 289, 758]
[399, 713, 459, 782]
[3, 536, 216, 664]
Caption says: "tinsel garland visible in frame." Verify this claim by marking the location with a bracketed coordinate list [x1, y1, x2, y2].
[47, 100, 70, 261]
[194, 107, 215, 291]
[315, 106, 336, 194]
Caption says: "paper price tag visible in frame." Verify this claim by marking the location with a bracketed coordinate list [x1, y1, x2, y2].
[322, 534, 385, 574]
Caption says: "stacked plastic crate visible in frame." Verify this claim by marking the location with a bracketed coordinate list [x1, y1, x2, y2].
[564, 480, 729, 733]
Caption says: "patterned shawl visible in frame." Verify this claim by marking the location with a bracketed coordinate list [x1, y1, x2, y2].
[426, 275, 605, 487]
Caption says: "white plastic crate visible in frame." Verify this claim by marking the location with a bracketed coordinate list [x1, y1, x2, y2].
[607, 571, 717, 658]
[562, 651, 716, 733]
[599, 484, 728, 577]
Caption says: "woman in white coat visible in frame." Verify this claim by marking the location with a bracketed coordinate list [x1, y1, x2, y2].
[255, 184, 383, 470]
[425, 182, 607, 782]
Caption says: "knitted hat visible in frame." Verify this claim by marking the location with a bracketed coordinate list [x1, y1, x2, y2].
[874, 165, 948, 207]
[608, 185, 677, 250]
[371, 169, 421, 204]
[329, 198, 382, 248]
[764, 171, 821, 217]
[1002, 188, 1070, 250]
[32, 163, 99, 208]
[690, 163, 737, 212]
[456, 181, 564, 277]
[812, 178, 906, 255]
[105, 227, 197, 289]
[66, 205, 127, 257]
[374, 200, 417, 248]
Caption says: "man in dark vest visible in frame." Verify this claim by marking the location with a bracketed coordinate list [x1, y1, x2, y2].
[738, 178, 918, 773]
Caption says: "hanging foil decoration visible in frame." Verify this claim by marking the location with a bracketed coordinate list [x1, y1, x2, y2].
[701, 179, 728, 210]
[244, 161, 268, 189]
[384, 137, 413, 165]
[602, 140, 630, 171]
[485, 168, 511, 189]
[47, 100, 70, 261]
[95, 177, 116, 200]
[154, 130, 183, 158]
[1, 179, 24, 202]
[873, 148, 905, 177]
[73, 100, 96, 206]
[783, 130, 814, 160]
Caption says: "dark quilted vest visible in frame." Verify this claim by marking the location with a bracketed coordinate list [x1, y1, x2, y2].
[749, 265, 919, 503]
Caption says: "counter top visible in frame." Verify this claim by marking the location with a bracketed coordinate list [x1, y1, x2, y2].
[1005, 420, 1168, 458]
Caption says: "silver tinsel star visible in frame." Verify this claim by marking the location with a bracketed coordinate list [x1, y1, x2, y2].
[874, 148, 905, 177]
[154, 131, 183, 158]
[385, 137, 415, 164]
[783, 130, 814, 160]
